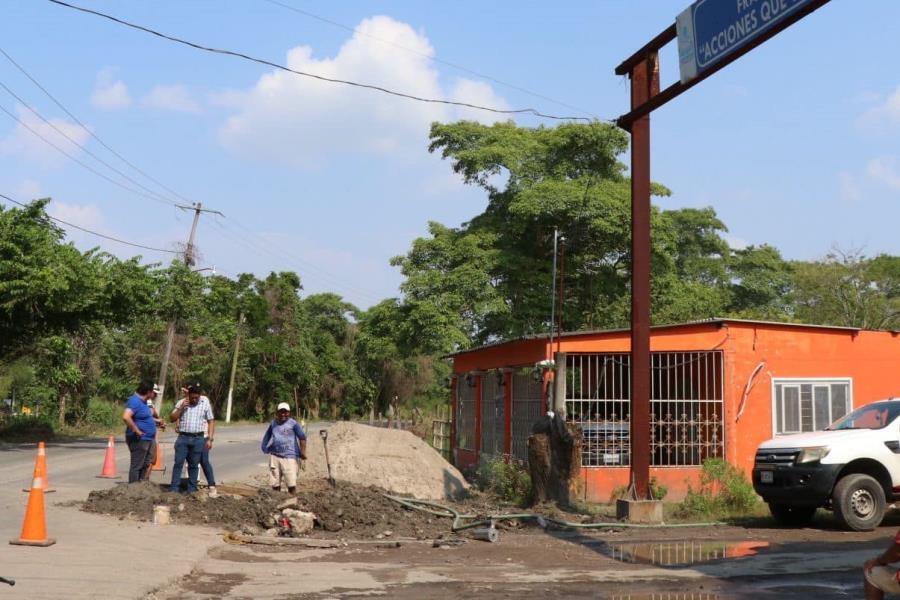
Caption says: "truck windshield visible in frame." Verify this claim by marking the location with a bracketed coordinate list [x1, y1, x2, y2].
[828, 403, 900, 431]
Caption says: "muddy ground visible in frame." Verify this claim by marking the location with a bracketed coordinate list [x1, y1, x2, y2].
[82, 480, 603, 539]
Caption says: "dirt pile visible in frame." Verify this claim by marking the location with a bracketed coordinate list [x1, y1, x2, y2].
[82, 480, 500, 539]
[300, 422, 469, 500]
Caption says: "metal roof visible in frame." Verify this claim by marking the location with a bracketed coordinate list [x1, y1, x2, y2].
[445, 317, 870, 358]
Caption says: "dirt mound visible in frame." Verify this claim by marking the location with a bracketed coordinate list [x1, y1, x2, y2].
[82, 480, 502, 539]
[301, 422, 468, 500]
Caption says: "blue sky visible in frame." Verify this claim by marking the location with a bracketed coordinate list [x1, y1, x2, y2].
[0, 1, 897, 309]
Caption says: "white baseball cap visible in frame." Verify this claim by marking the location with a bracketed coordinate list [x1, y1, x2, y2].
[276, 402, 291, 412]
[152, 384, 161, 394]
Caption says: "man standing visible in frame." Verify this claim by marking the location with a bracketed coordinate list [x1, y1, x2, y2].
[261, 402, 307, 493]
[169, 383, 215, 493]
[173, 387, 217, 497]
[140, 384, 166, 482]
[122, 380, 157, 483]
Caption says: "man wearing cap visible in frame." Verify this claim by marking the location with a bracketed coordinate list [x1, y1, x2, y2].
[261, 403, 307, 493]
[122, 380, 157, 483]
[140, 384, 166, 482]
[173, 386, 218, 497]
[169, 383, 215, 493]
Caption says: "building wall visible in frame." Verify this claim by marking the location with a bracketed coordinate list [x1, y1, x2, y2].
[451, 322, 900, 503]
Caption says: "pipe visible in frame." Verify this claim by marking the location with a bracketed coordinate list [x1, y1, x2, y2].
[383, 494, 725, 531]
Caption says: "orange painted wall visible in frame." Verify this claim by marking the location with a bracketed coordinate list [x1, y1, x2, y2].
[451, 321, 900, 503]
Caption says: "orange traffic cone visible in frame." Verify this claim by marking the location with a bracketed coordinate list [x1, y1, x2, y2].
[23, 442, 55, 493]
[9, 474, 56, 547]
[96, 436, 120, 479]
[151, 442, 166, 473]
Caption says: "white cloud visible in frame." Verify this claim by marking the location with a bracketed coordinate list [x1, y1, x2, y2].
[724, 234, 748, 250]
[857, 86, 900, 129]
[0, 104, 90, 166]
[838, 171, 862, 203]
[216, 15, 507, 168]
[15, 179, 42, 200]
[47, 200, 104, 231]
[867, 156, 900, 191]
[90, 67, 131, 110]
[142, 84, 202, 114]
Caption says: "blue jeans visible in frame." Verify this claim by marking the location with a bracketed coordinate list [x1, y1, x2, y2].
[200, 444, 216, 486]
[170, 434, 205, 492]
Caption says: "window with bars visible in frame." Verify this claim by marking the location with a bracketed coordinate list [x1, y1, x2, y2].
[565, 351, 725, 467]
[456, 376, 476, 451]
[480, 371, 505, 457]
[773, 379, 851, 435]
[511, 369, 544, 462]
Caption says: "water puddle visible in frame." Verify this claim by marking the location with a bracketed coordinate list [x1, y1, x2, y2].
[602, 540, 770, 567]
[607, 595, 721, 600]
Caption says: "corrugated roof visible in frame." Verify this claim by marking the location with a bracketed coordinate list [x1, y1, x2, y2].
[445, 317, 867, 358]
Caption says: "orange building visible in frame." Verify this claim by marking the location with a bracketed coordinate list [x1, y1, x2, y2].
[448, 318, 900, 502]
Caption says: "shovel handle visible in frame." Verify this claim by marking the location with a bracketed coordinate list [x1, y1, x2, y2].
[0, 576, 15, 586]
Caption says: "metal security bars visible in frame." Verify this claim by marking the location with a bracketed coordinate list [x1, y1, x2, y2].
[456, 375, 476, 452]
[566, 351, 724, 467]
[511, 369, 544, 462]
[480, 371, 505, 457]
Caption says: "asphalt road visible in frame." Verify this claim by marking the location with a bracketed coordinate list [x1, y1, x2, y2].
[0, 421, 316, 599]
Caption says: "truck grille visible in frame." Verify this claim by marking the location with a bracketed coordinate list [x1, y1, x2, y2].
[755, 448, 800, 467]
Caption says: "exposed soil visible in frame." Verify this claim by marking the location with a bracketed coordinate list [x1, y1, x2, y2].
[82, 479, 566, 539]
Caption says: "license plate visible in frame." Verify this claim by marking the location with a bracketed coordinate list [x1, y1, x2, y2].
[760, 470, 774, 484]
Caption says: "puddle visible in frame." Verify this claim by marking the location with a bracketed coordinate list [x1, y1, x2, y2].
[607, 595, 721, 600]
[602, 540, 770, 567]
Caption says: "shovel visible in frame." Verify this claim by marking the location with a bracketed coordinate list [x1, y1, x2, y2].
[320, 429, 336, 487]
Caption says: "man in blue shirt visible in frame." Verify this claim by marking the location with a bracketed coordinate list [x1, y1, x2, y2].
[261, 402, 307, 493]
[122, 380, 159, 483]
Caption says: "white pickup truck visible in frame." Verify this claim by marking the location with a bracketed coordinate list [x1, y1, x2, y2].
[752, 398, 900, 531]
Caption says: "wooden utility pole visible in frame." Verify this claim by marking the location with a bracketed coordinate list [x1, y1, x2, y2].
[155, 202, 223, 413]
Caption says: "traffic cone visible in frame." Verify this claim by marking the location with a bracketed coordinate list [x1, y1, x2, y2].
[151, 442, 165, 473]
[22, 442, 55, 493]
[9, 474, 55, 547]
[96, 436, 120, 479]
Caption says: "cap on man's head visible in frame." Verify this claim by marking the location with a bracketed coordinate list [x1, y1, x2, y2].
[152, 384, 161, 395]
[187, 383, 202, 394]
[276, 402, 291, 412]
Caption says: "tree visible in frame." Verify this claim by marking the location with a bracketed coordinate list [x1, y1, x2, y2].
[793, 249, 900, 329]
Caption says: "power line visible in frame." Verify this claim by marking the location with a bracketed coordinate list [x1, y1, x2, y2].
[209, 218, 386, 304]
[262, 0, 600, 120]
[0, 78, 180, 207]
[0, 193, 180, 254]
[0, 46, 195, 207]
[0, 102, 176, 207]
[47, 0, 593, 122]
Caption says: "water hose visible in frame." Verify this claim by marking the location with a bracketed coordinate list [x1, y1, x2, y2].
[383, 494, 725, 531]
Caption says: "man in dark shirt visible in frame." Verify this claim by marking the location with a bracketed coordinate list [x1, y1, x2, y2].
[122, 380, 158, 483]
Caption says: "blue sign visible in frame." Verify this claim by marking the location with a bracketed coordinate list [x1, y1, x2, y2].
[677, 0, 818, 83]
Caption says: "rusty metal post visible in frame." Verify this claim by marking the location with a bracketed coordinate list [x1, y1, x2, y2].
[628, 54, 659, 500]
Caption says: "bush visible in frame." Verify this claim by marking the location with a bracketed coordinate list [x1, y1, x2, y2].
[675, 458, 760, 519]
[609, 477, 668, 502]
[84, 397, 121, 428]
[474, 457, 532, 506]
[0, 415, 55, 442]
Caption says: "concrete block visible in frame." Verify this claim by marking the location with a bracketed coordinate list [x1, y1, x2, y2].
[282, 509, 316, 534]
[616, 499, 663, 523]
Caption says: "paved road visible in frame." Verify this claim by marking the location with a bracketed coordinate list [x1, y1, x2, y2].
[0, 422, 312, 599]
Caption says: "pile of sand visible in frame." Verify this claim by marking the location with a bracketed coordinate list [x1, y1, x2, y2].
[300, 422, 469, 500]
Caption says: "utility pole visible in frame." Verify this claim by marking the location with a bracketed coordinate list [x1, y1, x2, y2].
[225, 312, 245, 423]
[155, 202, 223, 413]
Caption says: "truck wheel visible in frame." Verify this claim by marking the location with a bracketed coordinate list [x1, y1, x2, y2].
[832, 473, 885, 532]
[768, 503, 816, 527]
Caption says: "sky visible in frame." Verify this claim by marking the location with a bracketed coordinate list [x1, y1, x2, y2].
[0, 0, 897, 309]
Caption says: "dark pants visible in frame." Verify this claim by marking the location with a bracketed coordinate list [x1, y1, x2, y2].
[140, 442, 157, 481]
[126, 437, 153, 483]
[170, 434, 204, 492]
[200, 443, 216, 486]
